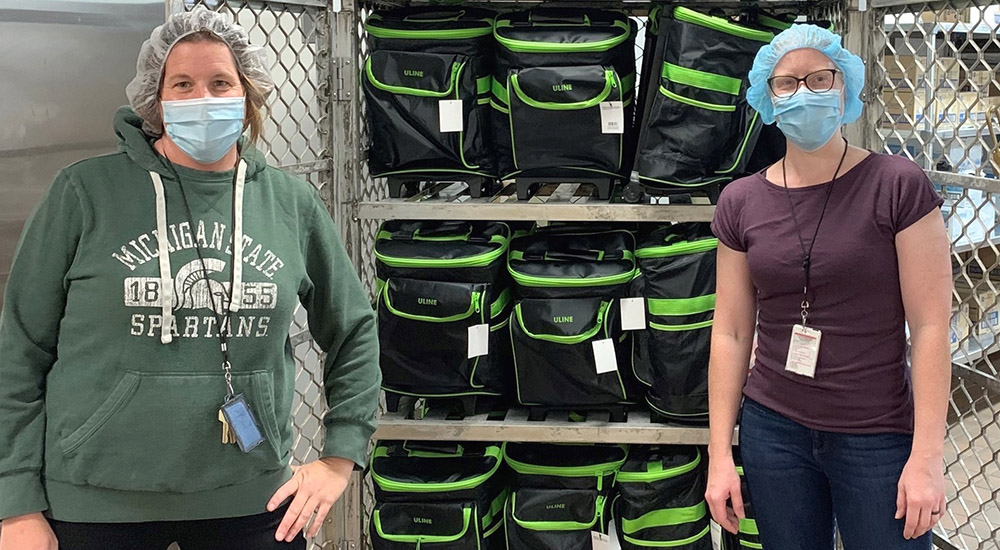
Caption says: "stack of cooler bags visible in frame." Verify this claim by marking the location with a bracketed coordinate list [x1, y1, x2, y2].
[369, 442, 714, 550]
[374, 221, 718, 422]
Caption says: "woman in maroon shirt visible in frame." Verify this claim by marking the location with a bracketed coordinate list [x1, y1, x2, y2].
[705, 25, 950, 549]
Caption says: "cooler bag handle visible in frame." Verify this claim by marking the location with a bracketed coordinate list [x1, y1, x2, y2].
[528, 12, 591, 26]
[403, 10, 466, 23]
[402, 441, 465, 457]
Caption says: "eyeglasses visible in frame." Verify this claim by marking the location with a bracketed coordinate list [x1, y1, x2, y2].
[767, 69, 840, 98]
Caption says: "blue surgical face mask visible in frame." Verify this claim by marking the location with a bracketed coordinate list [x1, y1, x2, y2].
[161, 96, 246, 164]
[772, 89, 844, 152]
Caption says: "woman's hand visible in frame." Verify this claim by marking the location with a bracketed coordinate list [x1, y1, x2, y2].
[896, 453, 947, 540]
[268, 456, 354, 542]
[705, 453, 745, 535]
[0, 513, 58, 550]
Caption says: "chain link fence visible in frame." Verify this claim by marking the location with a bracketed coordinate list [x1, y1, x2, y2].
[872, 1, 1000, 548]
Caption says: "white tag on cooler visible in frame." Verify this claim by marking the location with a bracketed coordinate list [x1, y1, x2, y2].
[710, 520, 723, 550]
[620, 297, 646, 331]
[600, 101, 624, 134]
[467, 323, 489, 358]
[439, 100, 464, 133]
[785, 324, 822, 378]
[591, 531, 611, 550]
[593, 338, 618, 374]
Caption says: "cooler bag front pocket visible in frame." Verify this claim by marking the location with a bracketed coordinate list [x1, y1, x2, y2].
[364, 50, 481, 175]
[507, 65, 623, 175]
[505, 488, 609, 550]
[370, 501, 479, 550]
[644, 299, 713, 421]
[511, 298, 629, 406]
[377, 278, 491, 396]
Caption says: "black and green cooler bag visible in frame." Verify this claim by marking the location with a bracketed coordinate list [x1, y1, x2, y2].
[504, 443, 627, 550]
[507, 229, 642, 408]
[613, 446, 711, 550]
[491, 9, 638, 183]
[634, 7, 773, 192]
[363, 8, 497, 182]
[370, 441, 508, 550]
[631, 224, 718, 422]
[374, 221, 513, 403]
[733, 451, 764, 550]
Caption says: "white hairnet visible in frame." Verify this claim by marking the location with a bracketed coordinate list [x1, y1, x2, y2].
[747, 24, 865, 125]
[126, 6, 274, 136]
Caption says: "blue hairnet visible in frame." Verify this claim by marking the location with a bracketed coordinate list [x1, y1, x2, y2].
[747, 24, 865, 125]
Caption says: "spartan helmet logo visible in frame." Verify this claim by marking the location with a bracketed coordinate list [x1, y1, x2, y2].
[173, 258, 230, 314]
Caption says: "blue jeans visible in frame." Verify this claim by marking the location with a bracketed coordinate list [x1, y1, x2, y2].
[738, 397, 931, 550]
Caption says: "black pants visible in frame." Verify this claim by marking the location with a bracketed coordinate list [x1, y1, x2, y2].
[48, 505, 307, 550]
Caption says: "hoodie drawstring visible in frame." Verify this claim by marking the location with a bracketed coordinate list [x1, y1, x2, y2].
[148, 159, 247, 345]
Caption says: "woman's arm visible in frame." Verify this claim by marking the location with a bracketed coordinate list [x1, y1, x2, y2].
[705, 243, 758, 534]
[895, 209, 951, 539]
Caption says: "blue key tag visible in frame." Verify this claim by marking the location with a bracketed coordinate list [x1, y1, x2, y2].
[220, 394, 266, 453]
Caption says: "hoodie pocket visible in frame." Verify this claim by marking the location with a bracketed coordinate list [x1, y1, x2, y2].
[58, 370, 282, 493]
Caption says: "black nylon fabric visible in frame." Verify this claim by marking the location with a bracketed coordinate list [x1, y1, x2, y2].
[613, 446, 711, 550]
[635, 7, 770, 190]
[504, 487, 613, 550]
[364, 7, 497, 178]
[374, 221, 512, 399]
[631, 224, 717, 422]
[491, 8, 638, 180]
[508, 229, 635, 300]
[370, 441, 507, 550]
[504, 443, 626, 492]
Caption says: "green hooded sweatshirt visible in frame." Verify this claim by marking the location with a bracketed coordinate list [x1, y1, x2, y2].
[0, 107, 381, 522]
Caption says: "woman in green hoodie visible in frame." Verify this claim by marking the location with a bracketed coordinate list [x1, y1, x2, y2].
[0, 7, 380, 550]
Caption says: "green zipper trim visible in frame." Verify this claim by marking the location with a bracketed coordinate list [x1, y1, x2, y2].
[477, 76, 491, 95]
[492, 77, 509, 105]
[371, 444, 503, 493]
[514, 301, 609, 344]
[509, 268, 636, 289]
[491, 100, 509, 114]
[736, 466, 745, 476]
[621, 502, 708, 533]
[483, 519, 503, 539]
[505, 450, 626, 478]
[740, 540, 764, 550]
[673, 7, 774, 42]
[494, 19, 631, 53]
[716, 111, 760, 175]
[375, 240, 508, 269]
[492, 316, 510, 332]
[658, 85, 735, 112]
[621, 72, 636, 91]
[616, 451, 702, 482]
[382, 285, 480, 323]
[623, 524, 711, 547]
[739, 518, 760, 536]
[758, 13, 793, 31]
[366, 57, 460, 98]
[637, 174, 731, 188]
[509, 492, 603, 531]
[364, 21, 493, 40]
[645, 397, 708, 419]
[468, 291, 488, 389]
[647, 295, 716, 317]
[511, 70, 615, 111]
[649, 319, 714, 332]
[636, 238, 719, 259]
[662, 63, 741, 96]
[483, 487, 509, 530]
[491, 289, 512, 319]
[373, 507, 472, 543]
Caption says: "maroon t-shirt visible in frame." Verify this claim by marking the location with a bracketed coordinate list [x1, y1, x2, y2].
[711, 153, 944, 434]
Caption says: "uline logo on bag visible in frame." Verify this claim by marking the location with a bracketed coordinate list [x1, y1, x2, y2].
[404, 69, 425, 78]
[552, 83, 573, 92]
[413, 517, 434, 525]
[553, 316, 574, 324]
[546, 503, 566, 510]
[417, 297, 438, 306]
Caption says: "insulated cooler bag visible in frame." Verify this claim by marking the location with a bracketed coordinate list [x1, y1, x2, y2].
[631, 224, 717, 422]
[507, 229, 642, 408]
[363, 8, 497, 184]
[613, 446, 711, 550]
[634, 7, 773, 192]
[491, 9, 638, 185]
[734, 452, 764, 550]
[375, 221, 513, 404]
[370, 441, 508, 550]
[504, 443, 627, 550]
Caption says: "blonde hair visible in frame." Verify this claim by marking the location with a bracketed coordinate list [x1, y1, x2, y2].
[162, 30, 269, 143]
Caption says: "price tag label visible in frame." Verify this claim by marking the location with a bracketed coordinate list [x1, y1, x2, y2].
[593, 339, 618, 374]
[600, 101, 624, 134]
[620, 297, 646, 331]
[591, 531, 611, 550]
[439, 100, 464, 133]
[468, 324, 489, 358]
